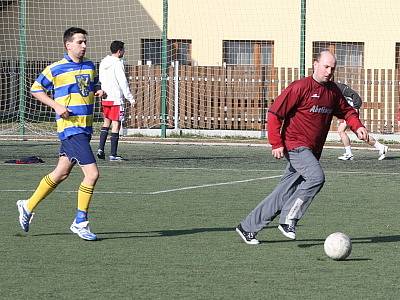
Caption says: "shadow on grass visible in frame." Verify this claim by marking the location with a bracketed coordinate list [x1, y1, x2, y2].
[22, 229, 400, 246]
[24, 227, 234, 240]
[379, 156, 397, 160]
[21, 232, 71, 237]
[296, 235, 400, 248]
[96, 227, 234, 241]
[316, 257, 372, 262]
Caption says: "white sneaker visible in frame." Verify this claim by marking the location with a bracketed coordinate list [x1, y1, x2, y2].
[96, 149, 105, 160]
[70, 220, 97, 241]
[16, 200, 34, 232]
[378, 145, 388, 160]
[109, 155, 124, 161]
[338, 153, 354, 161]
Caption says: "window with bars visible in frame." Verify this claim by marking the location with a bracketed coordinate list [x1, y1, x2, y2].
[395, 43, 400, 69]
[313, 41, 364, 67]
[141, 39, 192, 65]
[223, 40, 274, 66]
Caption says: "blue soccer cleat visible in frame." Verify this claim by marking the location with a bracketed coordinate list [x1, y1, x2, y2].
[16, 200, 34, 232]
[70, 220, 97, 241]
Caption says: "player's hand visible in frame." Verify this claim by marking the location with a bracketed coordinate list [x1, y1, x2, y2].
[95, 90, 105, 98]
[272, 147, 285, 159]
[356, 127, 369, 141]
[55, 105, 71, 119]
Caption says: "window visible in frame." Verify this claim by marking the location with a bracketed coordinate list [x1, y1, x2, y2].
[313, 41, 364, 67]
[223, 40, 274, 65]
[395, 43, 400, 69]
[141, 39, 192, 65]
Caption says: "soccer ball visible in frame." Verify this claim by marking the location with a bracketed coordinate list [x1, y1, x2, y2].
[324, 232, 352, 260]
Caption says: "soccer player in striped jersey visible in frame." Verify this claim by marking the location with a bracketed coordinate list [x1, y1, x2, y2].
[16, 27, 105, 241]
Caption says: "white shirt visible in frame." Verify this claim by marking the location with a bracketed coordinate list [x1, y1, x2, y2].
[99, 55, 134, 105]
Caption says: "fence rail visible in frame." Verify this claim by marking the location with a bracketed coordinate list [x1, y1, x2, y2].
[1, 62, 399, 134]
[126, 65, 400, 133]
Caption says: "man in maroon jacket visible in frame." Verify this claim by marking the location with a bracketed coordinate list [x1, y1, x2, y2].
[236, 50, 369, 245]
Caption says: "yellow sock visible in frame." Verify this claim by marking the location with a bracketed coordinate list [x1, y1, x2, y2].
[26, 175, 58, 212]
[77, 183, 94, 212]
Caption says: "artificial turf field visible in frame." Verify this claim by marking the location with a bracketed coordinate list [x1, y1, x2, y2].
[0, 140, 399, 299]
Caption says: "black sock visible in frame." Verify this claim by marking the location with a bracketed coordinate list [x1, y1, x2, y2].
[99, 127, 109, 151]
[110, 133, 119, 156]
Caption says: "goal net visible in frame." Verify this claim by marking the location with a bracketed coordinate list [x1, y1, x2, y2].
[1, 0, 399, 139]
[1, 0, 164, 138]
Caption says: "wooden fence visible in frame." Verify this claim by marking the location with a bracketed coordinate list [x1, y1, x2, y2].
[126, 65, 400, 133]
[1, 62, 399, 134]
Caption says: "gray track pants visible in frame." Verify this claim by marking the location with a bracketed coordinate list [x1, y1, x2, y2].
[241, 147, 325, 233]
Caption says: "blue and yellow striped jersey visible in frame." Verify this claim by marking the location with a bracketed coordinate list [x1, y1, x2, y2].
[31, 54, 98, 140]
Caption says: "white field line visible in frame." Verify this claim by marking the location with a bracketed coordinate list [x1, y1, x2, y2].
[2, 169, 399, 196]
[1, 136, 400, 149]
[2, 189, 136, 194]
[143, 175, 282, 195]
[2, 163, 400, 179]
[1, 175, 282, 196]
[3, 163, 400, 174]
[0, 163, 285, 172]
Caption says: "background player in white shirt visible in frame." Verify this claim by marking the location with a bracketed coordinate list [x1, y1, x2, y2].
[97, 40, 135, 161]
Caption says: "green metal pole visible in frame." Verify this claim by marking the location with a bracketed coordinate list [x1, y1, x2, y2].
[160, 0, 168, 138]
[300, 0, 306, 78]
[19, 0, 27, 137]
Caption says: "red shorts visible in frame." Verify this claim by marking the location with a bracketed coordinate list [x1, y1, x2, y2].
[101, 101, 125, 121]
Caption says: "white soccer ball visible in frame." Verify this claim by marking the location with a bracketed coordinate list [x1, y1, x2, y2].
[324, 232, 352, 260]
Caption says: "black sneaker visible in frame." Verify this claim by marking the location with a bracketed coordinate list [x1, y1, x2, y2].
[96, 149, 105, 160]
[235, 224, 260, 245]
[278, 224, 296, 240]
